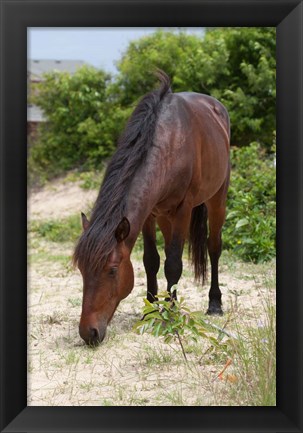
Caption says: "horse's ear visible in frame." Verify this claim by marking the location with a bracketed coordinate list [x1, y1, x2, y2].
[115, 217, 130, 243]
[81, 212, 90, 231]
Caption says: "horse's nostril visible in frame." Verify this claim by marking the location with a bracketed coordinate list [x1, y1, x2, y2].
[90, 327, 99, 341]
[79, 322, 106, 345]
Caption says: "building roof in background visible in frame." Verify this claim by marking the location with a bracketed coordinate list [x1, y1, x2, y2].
[27, 104, 45, 122]
[28, 59, 87, 81]
[27, 59, 90, 124]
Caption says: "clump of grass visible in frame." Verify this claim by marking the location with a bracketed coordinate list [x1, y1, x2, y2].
[224, 297, 276, 406]
[101, 399, 113, 406]
[30, 214, 81, 243]
[68, 297, 82, 308]
[64, 169, 105, 190]
[64, 350, 80, 366]
[28, 251, 71, 267]
[45, 312, 63, 325]
[201, 289, 276, 406]
[143, 344, 174, 366]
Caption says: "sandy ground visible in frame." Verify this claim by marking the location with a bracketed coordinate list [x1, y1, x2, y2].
[28, 177, 97, 220]
[28, 179, 276, 406]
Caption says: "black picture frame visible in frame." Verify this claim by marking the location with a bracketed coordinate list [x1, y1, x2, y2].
[1, 0, 302, 432]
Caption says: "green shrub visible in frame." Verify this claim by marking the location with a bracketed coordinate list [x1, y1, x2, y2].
[30, 214, 81, 243]
[134, 291, 230, 362]
[29, 66, 129, 180]
[223, 142, 276, 262]
[64, 169, 105, 190]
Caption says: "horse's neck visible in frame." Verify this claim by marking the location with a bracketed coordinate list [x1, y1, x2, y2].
[125, 163, 164, 249]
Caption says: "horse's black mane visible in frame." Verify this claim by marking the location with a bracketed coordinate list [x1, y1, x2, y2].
[73, 70, 171, 273]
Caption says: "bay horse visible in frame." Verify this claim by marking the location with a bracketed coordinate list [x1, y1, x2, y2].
[73, 70, 230, 345]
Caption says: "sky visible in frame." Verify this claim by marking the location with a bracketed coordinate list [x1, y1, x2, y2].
[28, 28, 205, 74]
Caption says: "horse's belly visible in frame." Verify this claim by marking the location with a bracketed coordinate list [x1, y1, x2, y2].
[193, 167, 228, 205]
[191, 139, 229, 205]
[152, 188, 188, 217]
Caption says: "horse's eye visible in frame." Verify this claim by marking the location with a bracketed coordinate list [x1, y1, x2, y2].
[108, 267, 118, 277]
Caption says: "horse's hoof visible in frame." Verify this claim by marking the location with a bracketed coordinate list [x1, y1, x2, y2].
[206, 308, 223, 316]
[206, 301, 223, 316]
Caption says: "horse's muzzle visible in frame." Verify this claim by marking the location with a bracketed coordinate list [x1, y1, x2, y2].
[79, 323, 106, 346]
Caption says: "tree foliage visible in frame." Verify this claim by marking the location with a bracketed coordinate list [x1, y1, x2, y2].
[113, 30, 201, 105]
[29, 28, 276, 262]
[199, 27, 275, 148]
[30, 66, 129, 177]
[30, 27, 276, 173]
[115, 28, 276, 149]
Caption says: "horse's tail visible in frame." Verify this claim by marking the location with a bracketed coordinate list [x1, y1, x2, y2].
[188, 203, 208, 283]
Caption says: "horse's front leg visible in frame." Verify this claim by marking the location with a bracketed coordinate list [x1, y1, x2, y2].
[163, 236, 184, 300]
[161, 205, 191, 300]
[142, 215, 160, 303]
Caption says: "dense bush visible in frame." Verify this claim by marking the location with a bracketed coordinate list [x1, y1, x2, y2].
[223, 143, 276, 262]
[179, 28, 276, 149]
[29, 66, 129, 180]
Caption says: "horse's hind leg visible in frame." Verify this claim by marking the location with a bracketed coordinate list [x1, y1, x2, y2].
[205, 175, 229, 315]
[142, 215, 160, 303]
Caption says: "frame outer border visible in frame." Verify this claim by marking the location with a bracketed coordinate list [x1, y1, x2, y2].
[0, 0, 302, 432]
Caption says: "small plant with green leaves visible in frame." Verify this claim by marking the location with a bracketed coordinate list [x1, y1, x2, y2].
[133, 290, 224, 362]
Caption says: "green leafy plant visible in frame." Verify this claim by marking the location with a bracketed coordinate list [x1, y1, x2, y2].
[224, 142, 276, 262]
[29, 66, 129, 181]
[133, 291, 226, 362]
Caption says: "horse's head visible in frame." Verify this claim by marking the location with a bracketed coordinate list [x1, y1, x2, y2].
[77, 214, 134, 345]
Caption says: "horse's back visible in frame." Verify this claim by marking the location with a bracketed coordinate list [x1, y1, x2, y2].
[157, 91, 230, 205]
[133, 90, 230, 214]
[176, 92, 230, 142]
